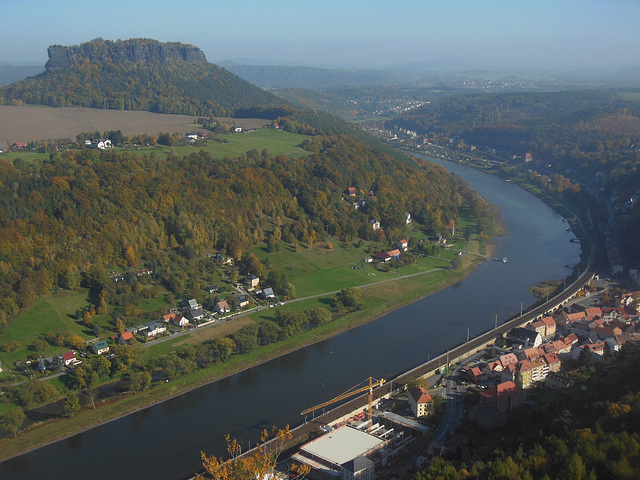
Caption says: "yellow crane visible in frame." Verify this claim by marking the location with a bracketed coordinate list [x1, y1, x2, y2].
[301, 377, 386, 428]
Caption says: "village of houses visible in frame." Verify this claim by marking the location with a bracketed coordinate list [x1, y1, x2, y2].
[447, 287, 640, 429]
[22, 260, 281, 376]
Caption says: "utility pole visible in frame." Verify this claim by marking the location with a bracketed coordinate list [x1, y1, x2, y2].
[495, 314, 498, 329]
[466, 327, 470, 342]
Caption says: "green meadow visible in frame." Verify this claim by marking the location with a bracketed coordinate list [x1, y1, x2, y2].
[1, 129, 310, 164]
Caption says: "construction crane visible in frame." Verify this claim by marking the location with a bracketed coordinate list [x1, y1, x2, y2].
[301, 377, 386, 428]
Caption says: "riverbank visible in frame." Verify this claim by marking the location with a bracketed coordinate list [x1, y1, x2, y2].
[0, 226, 498, 462]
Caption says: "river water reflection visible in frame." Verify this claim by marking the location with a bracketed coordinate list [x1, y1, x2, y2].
[0, 157, 581, 480]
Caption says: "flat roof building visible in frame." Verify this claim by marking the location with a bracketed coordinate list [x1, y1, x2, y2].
[293, 425, 386, 480]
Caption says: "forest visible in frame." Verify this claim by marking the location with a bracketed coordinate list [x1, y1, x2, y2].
[389, 89, 640, 264]
[0, 132, 469, 331]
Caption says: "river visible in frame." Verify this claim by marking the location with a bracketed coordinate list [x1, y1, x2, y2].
[0, 157, 581, 480]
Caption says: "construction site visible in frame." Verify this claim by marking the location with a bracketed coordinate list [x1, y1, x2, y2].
[288, 377, 432, 480]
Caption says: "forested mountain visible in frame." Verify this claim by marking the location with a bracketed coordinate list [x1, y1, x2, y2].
[0, 38, 287, 116]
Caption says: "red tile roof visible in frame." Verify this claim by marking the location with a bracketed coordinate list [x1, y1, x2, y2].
[409, 386, 434, 404]
[62, 351, 76, 361]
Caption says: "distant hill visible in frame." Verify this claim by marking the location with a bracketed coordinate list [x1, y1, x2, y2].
[0, 38, 287, 116]
[219, 63, 394, 90]
[0, 65, 44, 87]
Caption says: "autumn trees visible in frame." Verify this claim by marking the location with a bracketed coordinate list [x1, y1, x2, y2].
[0, 132, 465, 331]
[197, 425, 310, 480]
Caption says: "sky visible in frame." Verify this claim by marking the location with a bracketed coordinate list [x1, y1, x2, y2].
[1, 0, 639, 69]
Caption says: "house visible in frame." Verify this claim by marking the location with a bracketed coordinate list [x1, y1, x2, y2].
[480, 381, 525, 413]
[469, 381, 525, 428]
[215, 300, 230, 314]
[543, 353, 561, 373]
[526, 320, 546, 337]
[216, 253, 233, 265]
[398, 239, 409, 251]
[407, 386, 434, 417]
[347, 187, 357, 197]
[61, 351, 77, 366]
[571, 342, 606, 361]
[370, 219, 381, 231]
[162, 313, 176, 323]
[508, 327, 542, 348]
[262, 287, 276, 299]
[405, 212, 412, 225]
[38, 357, 54, 372]
[142, 322, 166, 338]
[182, 298, 199, 311]
[92, 340, 110, 355]
[187, 308, 204, 322]
[119, 331, 134, 344]
[435, 233, 446, 245]
[461, 366, 484, 384]
[363, 257, 373, 264]
[234, 294, 250, 308]
[90, 139, 112, 150]
[172, 314, 190, 327]
[374, 251, 391, 263]
[546, 372, 574, 389]
[186, 132, 199, 140]
[541, 316, 557, 336]
[245, 275, 260, 289]
[207, 285, 218, 294]
[387, 249, 401, 260]
[232, 125, 242, 133]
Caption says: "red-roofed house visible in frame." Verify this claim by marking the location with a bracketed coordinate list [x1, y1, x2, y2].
[499, 353, 518, 367]
[387, 249, 401, 260]
[572, 342, 606, 361]
[462, 366, 484, 384]
[61, 351, 77, 366]
[541, 316, 556, 336]
[408, 386, 434, 417]
[544, 353, 561, 373]
[469, 381, 526, 428]
[524, 347, 541, 360]
[555, 311, 585, 327]
[480, 381, 526, 413]
[398, 239, 408, 251]
[215, 300, 230, 314]
[347, 187, 357, 197]
[527, 320, 546, 336]
[119, 331, 134, 344]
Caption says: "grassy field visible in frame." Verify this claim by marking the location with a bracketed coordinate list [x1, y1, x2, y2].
[1, 128, 310, 164]
[0, 290, 90, 366]
[156, 129, 310, 159]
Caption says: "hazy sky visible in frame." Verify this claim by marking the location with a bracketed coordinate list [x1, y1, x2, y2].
[1, 0, 639, 68]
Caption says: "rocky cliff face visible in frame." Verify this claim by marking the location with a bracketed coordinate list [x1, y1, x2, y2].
[45, 38, 207, 71]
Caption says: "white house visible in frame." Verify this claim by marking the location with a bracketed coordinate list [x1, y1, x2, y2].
[91, 139, 112, 150]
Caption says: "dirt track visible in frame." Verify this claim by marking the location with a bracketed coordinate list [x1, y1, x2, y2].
[0, 105, 270, 143]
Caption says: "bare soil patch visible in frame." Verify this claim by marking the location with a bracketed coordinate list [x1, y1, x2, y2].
[0, 105, 270, 143]
[173, 316, 255, 346]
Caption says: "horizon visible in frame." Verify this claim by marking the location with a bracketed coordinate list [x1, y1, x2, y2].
[1, 0, 639, 71]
